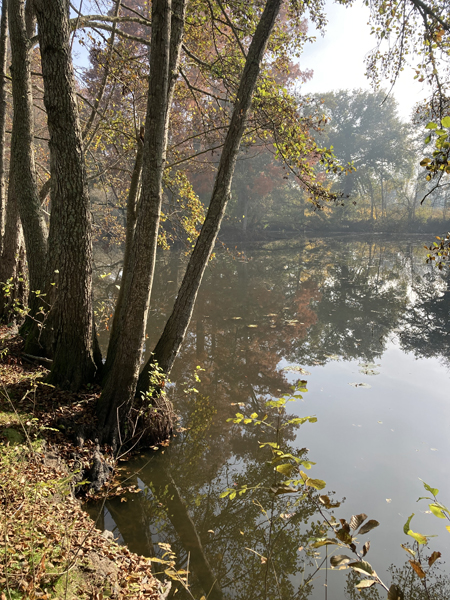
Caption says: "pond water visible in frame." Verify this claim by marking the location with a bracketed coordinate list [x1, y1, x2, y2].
[88, 235, 450, 600]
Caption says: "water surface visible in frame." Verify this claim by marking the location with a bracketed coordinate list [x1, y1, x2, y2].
[89, 236, 450, 599]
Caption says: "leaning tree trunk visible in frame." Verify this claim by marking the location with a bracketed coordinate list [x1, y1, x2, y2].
[0, 0, 8, 251]
[97, 0, 186, 448]
[8, 0, 47, 298]
[137, 0, 283, 395]
[33, 0, 99, 390]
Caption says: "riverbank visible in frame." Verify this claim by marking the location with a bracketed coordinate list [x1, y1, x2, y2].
[0, 326, 167, 600]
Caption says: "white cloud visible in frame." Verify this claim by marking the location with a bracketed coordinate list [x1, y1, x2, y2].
[298, 0, 428, 120]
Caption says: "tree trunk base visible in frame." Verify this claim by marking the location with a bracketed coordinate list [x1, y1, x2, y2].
[97, 387, 175, 453]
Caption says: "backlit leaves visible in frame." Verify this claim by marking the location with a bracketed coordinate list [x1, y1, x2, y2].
[388, 584, 404, 600]
[357, 519, 379, 535]
[330, 554, 352, 567]
[355, 579, 376, 589]
[350, 513, 367, 530]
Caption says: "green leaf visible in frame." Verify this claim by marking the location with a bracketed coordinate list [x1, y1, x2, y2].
[425, 135, 431, 144]
[259, 442, 279, 449]
[276, 463, 295, 477]
[403, 513, 414, 535]
[305, 477, 326, 490]
[407, 530, 427, 544]
[421, 480, 439, 496]
[429, 503, 446, 518]
[300, 460, 314, 470]
[355, 579, 376, 589]
[426, 122, 438, 129]
[441, 116, 450, 127]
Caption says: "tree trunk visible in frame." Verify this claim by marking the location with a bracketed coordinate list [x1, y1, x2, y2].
[0, 185, 25, 324]
[0, 0, 8, 251]
[97, 0, 186, 447]
[102, 132, 144, 376]
[33, 0, 99, 390]
[8, 0, 47, 297]
[137, 0, 283, 394]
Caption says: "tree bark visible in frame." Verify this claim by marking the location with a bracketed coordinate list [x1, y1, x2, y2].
[102, 131, 144, 376]
[97, 0, 186, 446]
[0, 184, 25, 324]
[0, 0, 8, 251]
[137, 0, 283, 394]
[8, 0, 47, 296]
[33, 0, 99, 390]
[97, 0, 186, 447]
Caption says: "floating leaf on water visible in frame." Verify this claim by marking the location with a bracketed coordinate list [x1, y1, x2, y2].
[430, 448, 438, 451]
[359, 367, 380, 376]
[247, 324, 258, 328]
[282, 365, 311, 374]
[325, 354, 340, 360]
[231, 317, 242, 320]
[349, 382, 371, 388]
[386, 498, 392, 503]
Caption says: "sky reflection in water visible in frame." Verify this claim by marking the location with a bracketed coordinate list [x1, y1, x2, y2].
[89, 236, 450, 600]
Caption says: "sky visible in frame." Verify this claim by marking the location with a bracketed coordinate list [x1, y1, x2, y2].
[298, 0, 428, 121]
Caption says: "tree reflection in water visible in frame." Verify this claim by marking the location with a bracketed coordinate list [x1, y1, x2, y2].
[88, 237, 450, 599]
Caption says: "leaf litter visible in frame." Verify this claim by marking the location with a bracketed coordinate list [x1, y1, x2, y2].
[0, 326, 164, 599]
